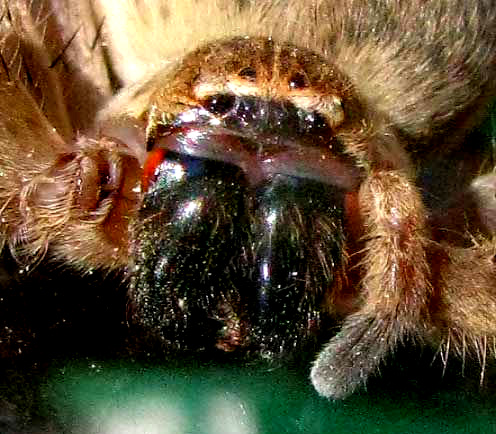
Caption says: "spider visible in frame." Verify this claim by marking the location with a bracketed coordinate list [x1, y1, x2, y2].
[0, 0, 496, 400]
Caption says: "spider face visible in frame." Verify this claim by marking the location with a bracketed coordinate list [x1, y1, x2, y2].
[129, 37, 364, 357]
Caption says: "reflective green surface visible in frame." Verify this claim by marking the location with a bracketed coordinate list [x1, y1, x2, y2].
[40, 353, 496, 433]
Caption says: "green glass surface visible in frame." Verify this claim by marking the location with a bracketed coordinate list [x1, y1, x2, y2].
[40, 354, 496, 433]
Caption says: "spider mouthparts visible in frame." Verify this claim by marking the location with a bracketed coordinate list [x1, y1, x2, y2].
[148, 126, 360, 190]
[131, 141, 346, 356]
[132, 97, 357, 355]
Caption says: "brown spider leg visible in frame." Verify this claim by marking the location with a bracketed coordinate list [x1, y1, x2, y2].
[0, 2, 142, 271]
[428, 171, 496, 382]
[311, 167, 432, 398]
[430, 243, 496, 384]
[16, 135, 142, 270]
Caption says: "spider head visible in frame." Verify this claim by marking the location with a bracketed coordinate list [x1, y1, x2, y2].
[120, 37, 368, 357]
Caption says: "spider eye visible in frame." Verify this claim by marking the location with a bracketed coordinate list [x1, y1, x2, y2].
[202, 93, 236, 115]
[310, 112, 330, 134]
[289, 72, 308, 90]
[238, 66, 257, 82]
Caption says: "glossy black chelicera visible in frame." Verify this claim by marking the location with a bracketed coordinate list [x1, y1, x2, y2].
[131, 105, 347, 357]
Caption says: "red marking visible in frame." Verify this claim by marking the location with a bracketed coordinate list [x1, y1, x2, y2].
[142, 148, 167, 192]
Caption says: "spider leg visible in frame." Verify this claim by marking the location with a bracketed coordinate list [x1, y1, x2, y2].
[17, 136, 141, 269]
[428, 171, 496, 381]
[311, 167, 432, 398]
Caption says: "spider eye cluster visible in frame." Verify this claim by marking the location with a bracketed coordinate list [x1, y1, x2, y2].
[288, 72, 308, 90]
[238, 66, 257, 82]
[198, 92, 335, 140]
[201, 93, 236, 116]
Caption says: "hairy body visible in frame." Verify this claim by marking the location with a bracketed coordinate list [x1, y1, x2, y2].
[0, 0, 496, 400]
